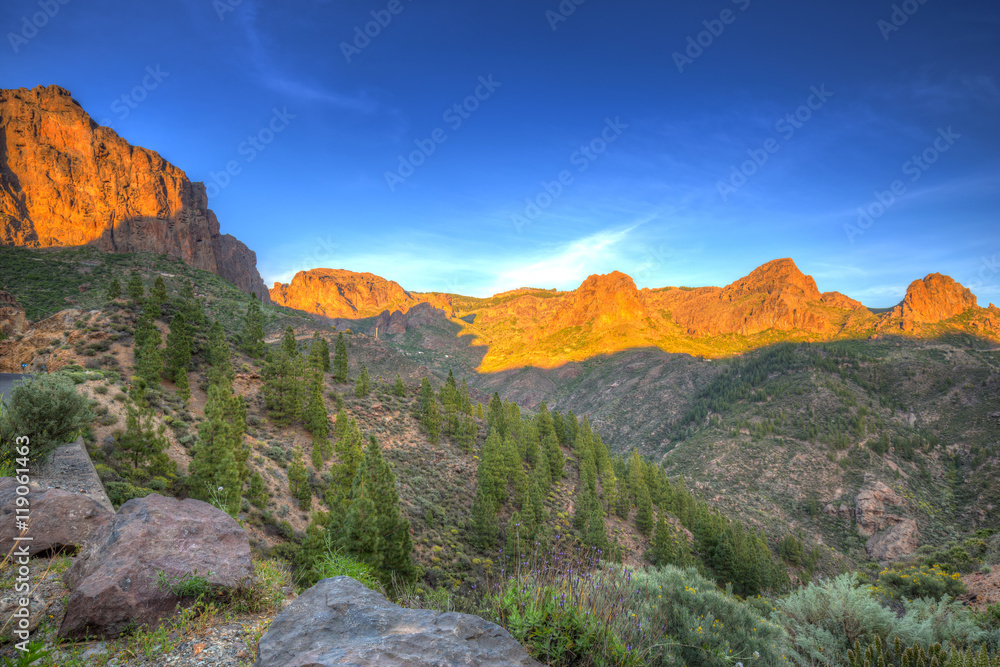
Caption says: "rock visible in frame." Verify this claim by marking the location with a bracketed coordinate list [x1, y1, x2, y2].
[0, 85, 269, 301]
[254, 576, 542, 667]
[855, 480, 905, 537]
[866, 518, 920, 562]
[270, 268, 422, 319]
[59, 493, 252, 639]
[0, 291, 27, 336]
[885, 273, 978, 326]
[375, 309, 408, 335]
[0, 477, 112, 556]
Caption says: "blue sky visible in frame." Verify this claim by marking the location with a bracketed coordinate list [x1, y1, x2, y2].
[3, 0, 999, 306]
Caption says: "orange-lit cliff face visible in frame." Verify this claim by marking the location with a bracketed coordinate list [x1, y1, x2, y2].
[268, 258, 1000, 373]
[0, 85, 269, 300]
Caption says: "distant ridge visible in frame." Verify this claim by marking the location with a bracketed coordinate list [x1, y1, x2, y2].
[271, 259, 1000, 372]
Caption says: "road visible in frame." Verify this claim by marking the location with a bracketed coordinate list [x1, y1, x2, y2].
[0, 374, 31, 402]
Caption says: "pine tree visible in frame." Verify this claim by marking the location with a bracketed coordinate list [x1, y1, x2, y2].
[107, 277, 122, 301]
[281, 326, 298, 357]
[150, 276, 168, 307]
[635, 481, 654, 535]
[118, 381, 172, 477]
[471, 484, 498, 550]
[133, 315, 163, 388]
[303, 369, 331, 460]
[393, 374, 406, 397]
[164, 313, 192, 382]
[179, 280, 205, 329]
[174, 367, 190, 401]
[527, 468, 548, 533]
[308, 334, 328, 372]
[477, 429, 507, 505]
[328, 416, 364, 520]
[126, 273, 144, 302]
[288, 448, 312, 510]
[458, 415, 477, 453]
[354, 365, 370, 397]
[241, 294, 265, 358]
[247, 471, 269, 508]
[424, 400, 441, 445]
[476, 402, 484, 420]
[262, 350, 304, 426]
[332, 332, 348, 382]
[486, 393, 505, 437]
[543, 430, 564, 482]
[319, 336, 331, 372]
[458, 379, 473, 415]
[189, 380, 245, 516]
[207, 320, 234, 382]
[342, 435, 414, 583]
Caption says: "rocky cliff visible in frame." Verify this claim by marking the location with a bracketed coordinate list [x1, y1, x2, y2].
[0, 85, 269, 301]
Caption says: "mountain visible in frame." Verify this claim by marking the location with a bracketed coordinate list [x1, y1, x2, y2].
[269, 268, 454, 320]
[0, 85, 270, 301]
[279, 258, 999, 373]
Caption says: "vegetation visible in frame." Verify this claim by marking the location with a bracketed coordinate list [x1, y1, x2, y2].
[0, 374, 92, 465]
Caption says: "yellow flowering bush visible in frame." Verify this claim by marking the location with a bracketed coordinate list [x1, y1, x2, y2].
[877, 564, 966, 601]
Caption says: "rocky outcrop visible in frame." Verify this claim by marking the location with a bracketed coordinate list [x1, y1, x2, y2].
[0, 478, 112, 556]
[59, 493, 253, 639]
[0, 308, 88, 372]
[270, 268, 418, 319]
[866, 518, 920, 562]
[254, 576, 542, 667]
[855, 480, 906, 537]
[880, 273, 979, 331]
[0, 290, 26, 336]
[0, 85, 269, 301]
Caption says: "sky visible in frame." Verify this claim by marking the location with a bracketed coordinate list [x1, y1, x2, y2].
[2, 0, 999, 306]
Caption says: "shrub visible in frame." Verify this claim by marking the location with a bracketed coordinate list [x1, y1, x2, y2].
[878, 564, 967, 601]
[0, 374, 93, 465]
[777, 573, 900, 665]
[312, 545, 382, 593]
[105, 481, 155, 508]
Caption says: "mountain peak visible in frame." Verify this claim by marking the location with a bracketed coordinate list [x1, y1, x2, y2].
[723, 258, 820, 300]
[888, 273, 977, 327]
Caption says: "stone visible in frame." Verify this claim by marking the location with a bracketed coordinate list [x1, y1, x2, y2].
[271, 268, 419, 319]
[0, 477, 112, 557]
[254, 576, 542, 667]
[855, 480, 905, 537]
[59, 493, 252, 639]
[866, 518, 920, 562]
[0, 85, 269, 301]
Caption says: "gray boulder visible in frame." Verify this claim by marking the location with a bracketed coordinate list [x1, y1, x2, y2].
[59, 493, 252, 639]
[0, 477, 112, 557]
[254, 576, 542, 667]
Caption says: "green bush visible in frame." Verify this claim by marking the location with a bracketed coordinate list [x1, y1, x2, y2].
[777, 574, 900, 665]
[878, 564, 967, 601]
[105, 481, 155, 508]
[0, 374, 93, 465]
[312, 545, 382, 593]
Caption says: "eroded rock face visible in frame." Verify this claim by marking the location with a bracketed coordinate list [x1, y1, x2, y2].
[59, 493, 252, 639]
[254, 576, 542, 667]
[0, 478, 112, 556]
[0, 291, 26, 336]
[855, 480, 906, 537]
[867, 518, 920, 562]
[0, 85, 269, 301]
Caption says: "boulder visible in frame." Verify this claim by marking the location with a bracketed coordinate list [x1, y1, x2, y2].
[867, 518, 920, 562]
[0, 477, 112, 557]
[254, 576, 542, 667]
[59, 493, 252, 639]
